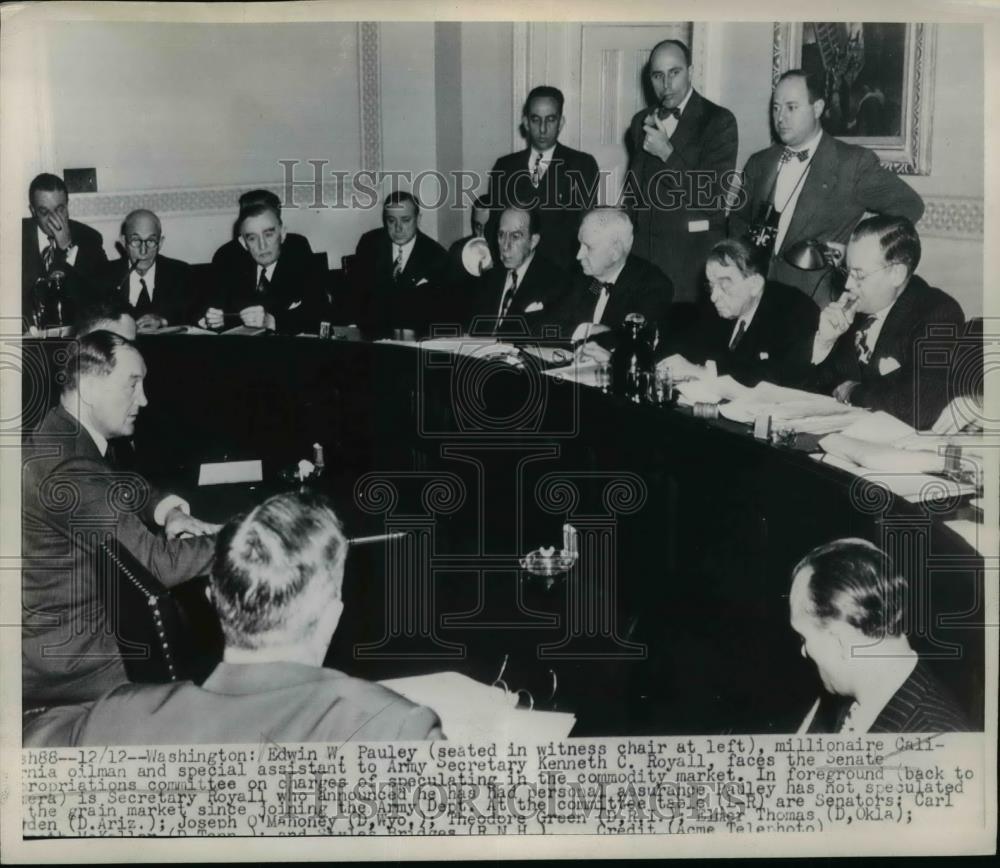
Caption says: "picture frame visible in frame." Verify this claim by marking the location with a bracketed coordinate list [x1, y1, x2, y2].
[772, 22, 936, 174]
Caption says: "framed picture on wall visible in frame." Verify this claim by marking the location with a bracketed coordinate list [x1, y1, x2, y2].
[772, 22, 936, 174]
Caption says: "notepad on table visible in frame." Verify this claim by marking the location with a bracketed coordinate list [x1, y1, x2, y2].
[198, 459, 263, 486]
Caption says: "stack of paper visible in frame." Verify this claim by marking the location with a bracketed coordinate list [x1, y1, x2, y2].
[380, 671, 576, 741]
[542, 359, 603, 386]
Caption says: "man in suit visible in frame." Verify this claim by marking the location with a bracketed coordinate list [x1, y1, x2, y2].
[487, 86, 600, 272]
[806, 216, 964, 429]
[204, 201, 326, 334]
[22, 173, 108, 328]
[466, 207, 568, 337]
[211, 188, 314, 272]
[351, 191, 450, 338]
[555, 207, 674, 358]
[625, 39, 739, 304]
[791, 539, 971, 734]
[658, 237, 818, 387]
[729, 70, 924, 307]
[24, 491, 443, 745]
[96, 210, 196, 330]
[22, 331, 220, 705]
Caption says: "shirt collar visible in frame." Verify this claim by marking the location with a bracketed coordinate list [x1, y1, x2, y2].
[37, 225, 55, 253]
[735, 288, 764, 330]
[531, 144, 557, 163]
[510, 251, 535, 285]
[788, 128, 824, 158]
[394, 236, 417, 258]
[62, 400, 108, 457]
[257, 261, 277, 282]
[599, 257, 628, 288]
[133, 261, 156, 285]
[675, 87, 694, 117]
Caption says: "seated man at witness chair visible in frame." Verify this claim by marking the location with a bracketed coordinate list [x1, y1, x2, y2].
[212, 188, 313, 268]
[351, 191, 449, 338]
[466, 207, 568, 337]
[97, 209, 196, 330]
[204, 200, 325, 334]
[555, 207, 673, 360]
[805, 215, 964, 429]
[657, 237, 818, 387]
[22, 331, 220, 705]
[24, 491, 444, 746]
[72, 294, 137, 340]
[790, 538, 971, 734]
[22, 173, 108, 328]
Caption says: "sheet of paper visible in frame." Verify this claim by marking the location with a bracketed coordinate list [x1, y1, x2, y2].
[542, 359, 603, 386]
[222, 325, 268, 336]
[838, 410, 916, 443]
[197, 459, 263, 486]
[811, 453, 976, 503]
[943, 520, 999, 558]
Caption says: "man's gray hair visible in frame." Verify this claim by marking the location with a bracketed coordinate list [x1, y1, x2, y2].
[583, 207, 634, 251]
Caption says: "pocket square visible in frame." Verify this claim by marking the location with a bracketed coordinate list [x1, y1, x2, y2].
[758, 351, 769, 360]
[877, 356, 901, 375]
[287, 300, 302, 310]
[524, 301, 544, 313]
[416, 277, 429, 286]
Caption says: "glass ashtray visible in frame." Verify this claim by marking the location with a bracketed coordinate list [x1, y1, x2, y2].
[519, 547, 578, 577]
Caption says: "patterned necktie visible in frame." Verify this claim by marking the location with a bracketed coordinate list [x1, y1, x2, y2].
[135, 277, 152, 315]
[42, 241, 56, 273]
[854, 314, 877, 364]
[497, 270, 519, 325]
[729, 319, 747, 351]
[257, 268, 270, 294]
[392, 245, 404, 280]
[780, 147, 810, 166]
[531, 152, 543, 188]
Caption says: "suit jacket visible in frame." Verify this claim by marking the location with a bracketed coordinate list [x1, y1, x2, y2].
[553, 253, 675, 342]
[23, 661, 444, 746]
[208, 234, 325, 334]
[22, 405, 214, 704]
[806, 275, 964, 429]
[352, 228, 451, 337]
[626, 90, 739, 303]
[21, 217, 108, 326]
[466, 253, 570, 337]
[486, 142, 600, 272]
[97, 254, 198, 325]
[729, 133, 925, 306]
[670, 280, 818, 387]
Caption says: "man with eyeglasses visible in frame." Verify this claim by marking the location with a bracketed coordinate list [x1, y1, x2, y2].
[22, 173, 108, 328]
[98, 209, 196, 331]
[806, 215, 964, 429]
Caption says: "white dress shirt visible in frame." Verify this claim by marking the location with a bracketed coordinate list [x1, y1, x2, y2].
[857, 295, 899, 363]
[392, 237, 417, 274]
[653, 86, 694, 139]
[529, 145, 557, 183]
[728, 290, 764, 347]
[773, 129, 825, 253]
[256, 262, 277, 287]
[591, 258, 628, 324]
[129, 262, 156, 308]
[496, 253, 535, 318]
[37, 225, 79, 267]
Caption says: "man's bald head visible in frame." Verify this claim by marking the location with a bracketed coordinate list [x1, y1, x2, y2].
[120, 209, 163, 274]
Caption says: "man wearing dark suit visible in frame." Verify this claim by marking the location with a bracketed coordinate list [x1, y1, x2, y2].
[554, 207, 674, 358]
[96, 209, 196, 329]
[658, 238, 818, 387]
[351, 191, 450, 338]
[465, 208, 569, 337]
[806, 216, 964, 430]
[625, 39, 738, 304]
[729, 70, 924, 308]
[204, 201, 326, 334]
[22, 332, 219, 705]
[791, 539, 971, 735]
[22, 173, 108, 328]
[23, 491, 443, 745]
[211, 188, 314, 277]
[487, 86, 600, 272]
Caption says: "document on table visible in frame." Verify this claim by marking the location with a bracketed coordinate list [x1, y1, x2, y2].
[811, 453, 976, 503]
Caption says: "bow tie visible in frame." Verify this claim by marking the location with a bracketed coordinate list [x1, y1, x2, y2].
[781, 147, 810, 164]
[656, 105, 681, 121]
[587, 280, 613, 297]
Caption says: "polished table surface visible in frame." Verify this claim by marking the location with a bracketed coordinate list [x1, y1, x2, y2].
[22, 334, 986, 735]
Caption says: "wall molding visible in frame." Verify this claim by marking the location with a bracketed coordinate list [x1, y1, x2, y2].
[358, 21, 383, 174]
[918, 195, 983, 240]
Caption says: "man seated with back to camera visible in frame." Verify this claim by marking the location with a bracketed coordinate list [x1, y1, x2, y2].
[554, 207, 674, 361]
[72, 294, 137, 340]
[24, 491, 444, 745]
[203, 201, 326, 334]
[657, 237, 818, 387]
[465, 207, 569, 338]
[805, 215, 964, 429]
[789, 538, 971, 734]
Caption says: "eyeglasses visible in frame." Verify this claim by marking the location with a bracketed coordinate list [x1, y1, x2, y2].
[126, 236, 160, 251]
[838, 263, 893, 285]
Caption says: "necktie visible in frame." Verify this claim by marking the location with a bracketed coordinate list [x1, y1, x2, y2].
[729, 319, 747, 351]
[854, 314, 877, 364]
[531, 152, 543, 187]
[392, 246, 404, 280]
[257, 268, 270, 294]
[42, 241, 56, 273]
[497, 270, 519, 326]
[135, 277, 152, 316]
[780, 147, 810, 166]
[656, 105, 682, 121]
